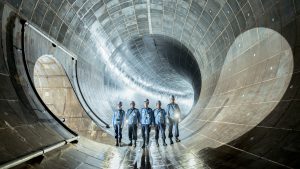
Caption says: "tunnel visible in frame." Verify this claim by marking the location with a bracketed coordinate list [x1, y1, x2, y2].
[0, 0, 299, 168]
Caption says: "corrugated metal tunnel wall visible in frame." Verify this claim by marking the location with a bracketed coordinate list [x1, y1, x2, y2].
[0, 0, 300, 168]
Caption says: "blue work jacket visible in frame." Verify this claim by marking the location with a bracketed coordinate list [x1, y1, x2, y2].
[140, 107, 154, 125]
[166, 103, 181, 120]
[153, 108, 167, 125]
[112, 109, 125, 126]
[126, 108, 140, 125]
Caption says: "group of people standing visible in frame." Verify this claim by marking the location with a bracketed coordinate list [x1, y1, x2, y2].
[112, 95, 181, 148]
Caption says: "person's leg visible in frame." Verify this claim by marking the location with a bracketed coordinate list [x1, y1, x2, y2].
[118, 125, 123, 146]
[155, 125, 159, 140]
[174, 121, 180, 142]
[142, 125, 146, 148]
[133, 124, 137, 147]
[128, 124, 133, 146]
[155, 124, 159, 146]
[145, 125, 150, 146]
[114, 125, 119, 146]
[168, 120, 174, 144]
[161, 124, 167, 146]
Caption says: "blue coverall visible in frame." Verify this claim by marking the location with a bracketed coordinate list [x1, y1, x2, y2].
[166, 103, 181, 139]
[112, 109, 125, 140]
[126, 108, 140, 141]
[153, 108, 167, 141]
[140, 107, 154, 145]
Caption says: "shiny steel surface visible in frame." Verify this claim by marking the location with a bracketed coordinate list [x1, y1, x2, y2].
[0, 0, 300, 168]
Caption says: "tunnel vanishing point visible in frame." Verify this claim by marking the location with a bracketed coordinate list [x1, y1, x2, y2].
[0, 0, 299, 168]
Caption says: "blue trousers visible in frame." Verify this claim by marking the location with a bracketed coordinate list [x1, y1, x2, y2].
[141, 124, 150, 144]
[128, 124, 138, 141]
[114, 124, 122, 139]
[168, 119, 179, 138]
[155, 123, 166, 140]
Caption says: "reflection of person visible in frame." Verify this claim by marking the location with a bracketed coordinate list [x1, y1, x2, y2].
[153, 100, 167, 146]
[126, 101, 140, 147]
[166, 95, 181, 144]
[140, 99, 154, 148]
[112, 101, 125, 146]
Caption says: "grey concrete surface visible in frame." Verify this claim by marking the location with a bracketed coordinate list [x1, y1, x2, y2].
[0, 0, 300, 168]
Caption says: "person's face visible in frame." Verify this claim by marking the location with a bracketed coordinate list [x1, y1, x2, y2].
[118, 104, 122, 109]
[171, 98, 175, 103]
[157, 102, 161, 108]
[144, 102, 149, 107]
[131, 102, 135, 108]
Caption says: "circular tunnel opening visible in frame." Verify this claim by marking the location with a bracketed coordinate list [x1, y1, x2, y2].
[102, 35, 201, 119]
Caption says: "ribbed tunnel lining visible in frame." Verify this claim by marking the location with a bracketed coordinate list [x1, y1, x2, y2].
[0, 0, 300, 168]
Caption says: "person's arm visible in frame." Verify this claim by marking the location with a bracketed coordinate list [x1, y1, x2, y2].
[166, 104, 170, 118]
[125, 110, 129, 119]
[176, 104, 181, 120]
[121, 110, 125, 128]
[125, 110, 129, 125]
[139, 109, 143, 125]
[176, 104, 181, 113]
[137, 109, 140, 124]
[151, 109, 155, 126]
[152, 109, 156, 126]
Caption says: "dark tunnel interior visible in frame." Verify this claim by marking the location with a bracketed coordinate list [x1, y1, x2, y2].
[0, 0, 300, 169]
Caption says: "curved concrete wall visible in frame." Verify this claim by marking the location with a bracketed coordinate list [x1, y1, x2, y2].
[34, 55, 114, 144]
[0, 0, 300, 168]
[0, 4, 76, 165]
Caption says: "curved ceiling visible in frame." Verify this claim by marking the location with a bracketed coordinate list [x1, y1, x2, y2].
[108, 35, 201, 100]
[1, 0, 300, 168]
[12, 0, 297, 137]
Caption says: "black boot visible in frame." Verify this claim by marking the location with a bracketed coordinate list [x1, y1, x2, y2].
[163, 139, 167, 146]
[128, 140, 132, 146]
[115, 139, 119, 146]
[170, 138, 174, 145]
[134, 140, 136, 147]
[119, 139, 122, 147]
[175, 137, 181, 142]
[156, 139, 159, 147]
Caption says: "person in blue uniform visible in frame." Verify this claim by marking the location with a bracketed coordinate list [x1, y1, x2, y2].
[126, 101, 140, 147]
[112, 101, 125, 146]
[140, 99, 154, 148]
[166, 95, 181, 144]
[153, 100, 167, 147]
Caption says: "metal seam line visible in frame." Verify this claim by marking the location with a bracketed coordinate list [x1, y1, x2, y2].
[147, 0, 153, 34]
[25, 23, 77, 60]
[0, 136, 79, 169]
[195, 119, 300, 132]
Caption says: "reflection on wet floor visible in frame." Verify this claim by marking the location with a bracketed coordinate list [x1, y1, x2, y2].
[119, 137, 210, 169]
[14, 129, 291, 169]
[14, 136, 211, 169]
[12, 125, 290, 169]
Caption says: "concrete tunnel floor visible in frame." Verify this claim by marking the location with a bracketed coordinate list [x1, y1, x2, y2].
[1, 0, 300, 169]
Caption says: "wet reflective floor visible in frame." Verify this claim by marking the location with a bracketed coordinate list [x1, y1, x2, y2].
[13, 134, 287, 169]
[120, 139, 210, 169]
[9, 120, 293, 169]
[13, 137, 209, 169]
